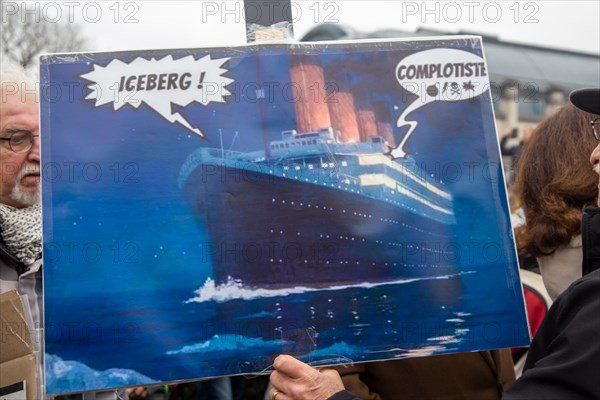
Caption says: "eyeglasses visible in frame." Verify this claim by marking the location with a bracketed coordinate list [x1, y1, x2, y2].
[0, 131, 39, 153]
[592, 118, 600, 141]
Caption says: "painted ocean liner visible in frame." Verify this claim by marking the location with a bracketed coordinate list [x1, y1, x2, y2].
[179, 55, 459, 289]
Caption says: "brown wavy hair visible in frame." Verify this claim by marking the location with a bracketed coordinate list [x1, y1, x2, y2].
[514, 103, 598, 258]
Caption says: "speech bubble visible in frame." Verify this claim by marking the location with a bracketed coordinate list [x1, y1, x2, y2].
[389, 48, 489, 159]
[81, 55, 234, 137]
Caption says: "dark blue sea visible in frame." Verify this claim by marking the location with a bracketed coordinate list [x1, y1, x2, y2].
[44, 264, 528, 393]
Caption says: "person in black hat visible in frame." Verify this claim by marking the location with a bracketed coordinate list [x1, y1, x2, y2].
[268, 89, 600, 400]
[570, 88, 600, 116]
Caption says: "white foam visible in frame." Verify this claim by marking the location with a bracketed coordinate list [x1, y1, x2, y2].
[186, 272, 473, 304]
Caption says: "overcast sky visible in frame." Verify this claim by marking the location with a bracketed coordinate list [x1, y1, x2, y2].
[10, 1, 597, 54]
[42, 1, 595, 55]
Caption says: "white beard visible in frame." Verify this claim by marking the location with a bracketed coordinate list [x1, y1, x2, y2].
[9, 163, 41, 206]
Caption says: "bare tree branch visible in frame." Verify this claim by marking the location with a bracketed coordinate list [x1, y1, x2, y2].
[1, 0, 88, 68]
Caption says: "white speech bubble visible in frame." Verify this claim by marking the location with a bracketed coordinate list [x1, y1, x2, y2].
[389, 48, 489, 159]
[81, 55, 234, 137]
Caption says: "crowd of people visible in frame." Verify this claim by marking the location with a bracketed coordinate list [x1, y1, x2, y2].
[2, 60, 599, 399]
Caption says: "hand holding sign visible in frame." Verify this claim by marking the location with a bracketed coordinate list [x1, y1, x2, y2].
[81, 55, 234, 137]
[389, 48, 489, 159]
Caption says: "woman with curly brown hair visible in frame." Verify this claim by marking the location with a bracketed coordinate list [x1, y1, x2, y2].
[514, 103, 598, 300]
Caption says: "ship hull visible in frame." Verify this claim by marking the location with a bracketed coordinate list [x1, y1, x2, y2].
[182, 163, 459, 289]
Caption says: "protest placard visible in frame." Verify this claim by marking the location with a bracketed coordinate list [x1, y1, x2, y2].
[40, 37, 529, 394]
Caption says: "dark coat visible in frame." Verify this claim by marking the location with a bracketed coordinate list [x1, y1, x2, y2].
[505, 269, 600, 399]
[504, 208, 600, 399]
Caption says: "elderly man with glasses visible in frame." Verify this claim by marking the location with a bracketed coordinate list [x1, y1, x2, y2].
[0, 62, 44, 398]
[0, 62, 43, 335]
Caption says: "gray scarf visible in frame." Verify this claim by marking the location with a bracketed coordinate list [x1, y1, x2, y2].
[0, 204, 42, 266]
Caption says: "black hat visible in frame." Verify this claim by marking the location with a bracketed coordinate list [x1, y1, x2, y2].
[569, 88, 600, 115]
